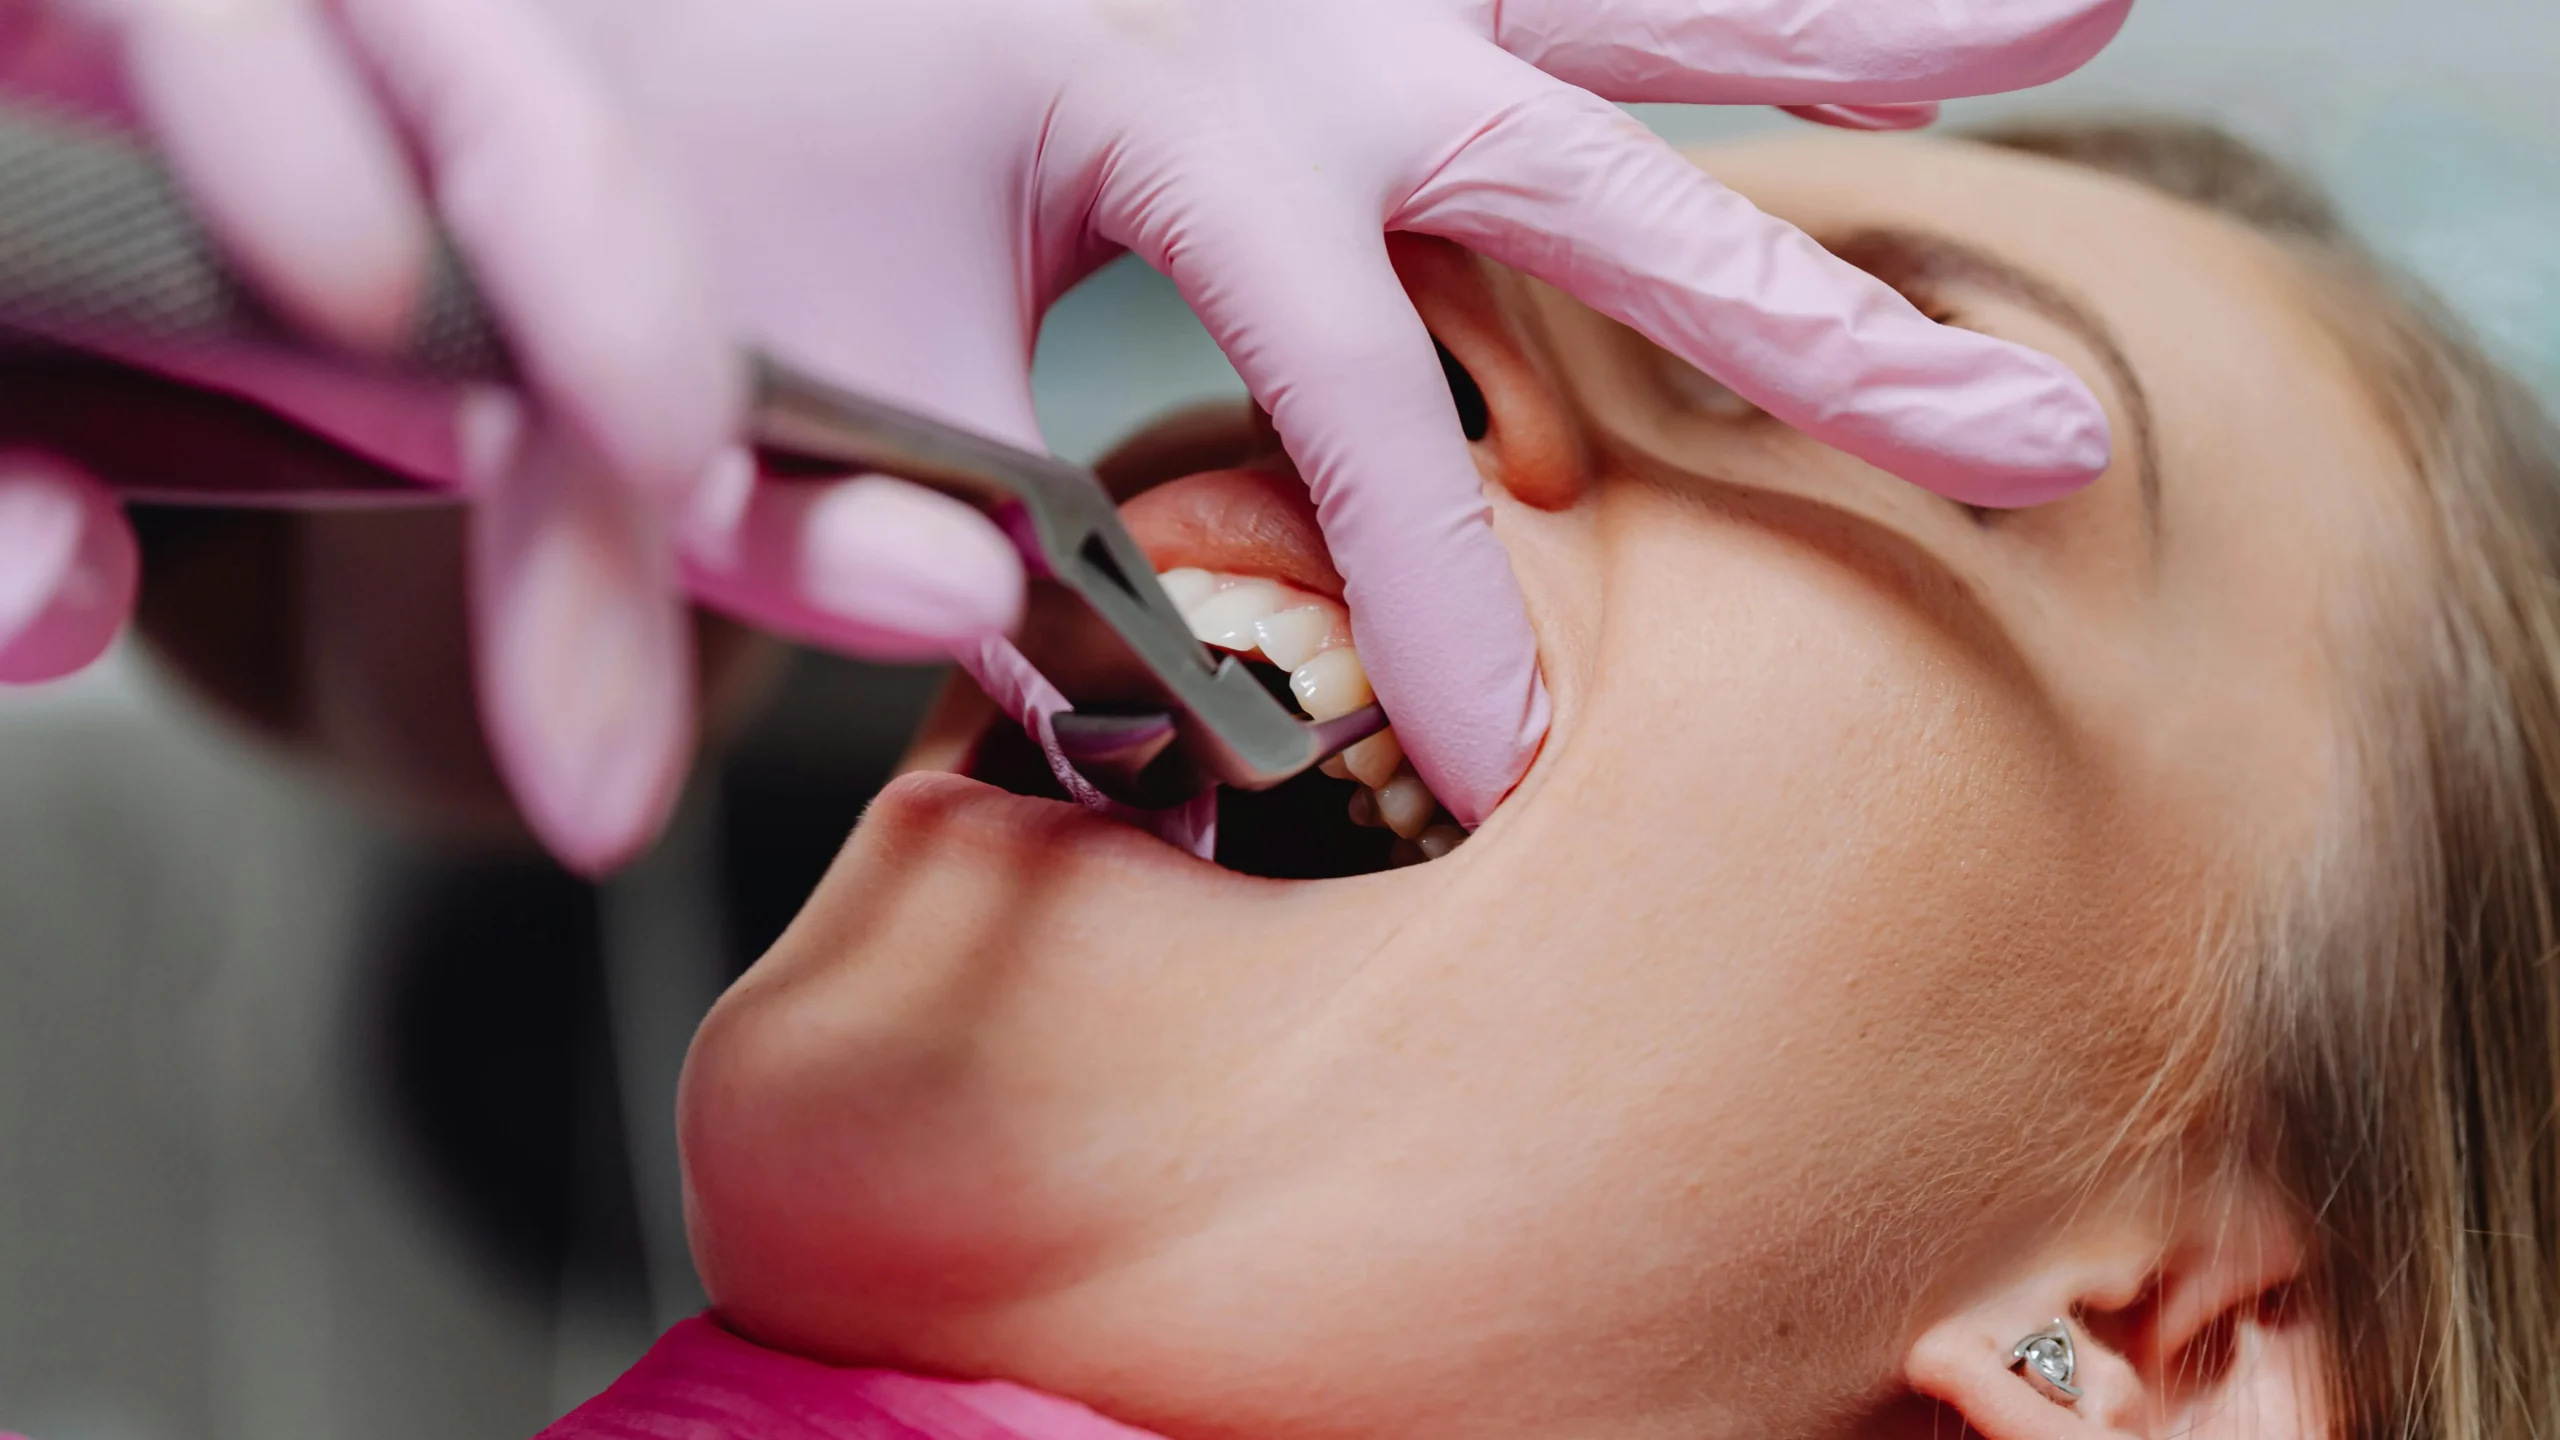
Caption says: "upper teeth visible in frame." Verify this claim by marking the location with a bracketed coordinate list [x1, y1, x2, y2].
[1157, 566, 1464, 865]
[1287, 648, 1371, 721]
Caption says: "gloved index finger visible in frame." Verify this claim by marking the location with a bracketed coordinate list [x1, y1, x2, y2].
[1403, 84, 2112, 508]
[1489, 0, 2135, 105]
[114, 0, 437, 357]
[1105, 191, 1550, 827]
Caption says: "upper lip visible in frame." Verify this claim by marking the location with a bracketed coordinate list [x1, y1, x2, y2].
[1119, 464, 1344, 597]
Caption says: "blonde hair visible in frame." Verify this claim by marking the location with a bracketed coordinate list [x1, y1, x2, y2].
[1973, 118, 2560, 1440]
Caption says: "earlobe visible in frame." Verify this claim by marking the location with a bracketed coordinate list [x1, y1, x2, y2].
[1910, 1310, 2146, 1440]
[1904, 1180, 2325, 1440]
[1387, 234, 1588, 511]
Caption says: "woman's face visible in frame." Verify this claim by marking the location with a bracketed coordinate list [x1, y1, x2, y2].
[680, 132, 2402, 1438]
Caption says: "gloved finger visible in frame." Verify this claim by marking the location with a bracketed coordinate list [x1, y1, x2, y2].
[468, 413, 695, 878]
[1118, 197, 1549, 825]
[0, 1, 143, 118]
[116, 0, 739, 508]
[0, 455, 136, 684]
[680, 471, 1025, 665]
[112, 0, 436, 353]
[334, 0, 741, 505]
[1488, 0, 2133, 105]
[1403, 87, 2110, 507]
[1782, 103, 1941, 132]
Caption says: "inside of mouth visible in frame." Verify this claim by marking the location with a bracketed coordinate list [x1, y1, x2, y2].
[967, 669, 1400, 879]
[967, 568, 1468, 880]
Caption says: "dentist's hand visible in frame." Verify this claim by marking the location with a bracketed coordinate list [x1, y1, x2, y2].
[556, 0, 2131, 828]
[7, 0, 2135, 868]
[99, 0, 762, 874]
[5, 0, 1027, 875]
[0, 0, 765, 872]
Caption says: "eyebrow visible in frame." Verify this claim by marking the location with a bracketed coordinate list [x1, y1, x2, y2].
[1822, 226, 2162, 539]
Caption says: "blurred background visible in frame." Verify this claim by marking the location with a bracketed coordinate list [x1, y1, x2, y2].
[2, 1, 2554, 1435]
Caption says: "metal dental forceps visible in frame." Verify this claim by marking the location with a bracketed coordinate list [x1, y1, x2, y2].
[0, 104, 1385, 809]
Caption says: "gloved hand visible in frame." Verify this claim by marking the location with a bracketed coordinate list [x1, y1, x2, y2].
[10, 0, 2131, 868]
[544, 0, 2128, 827]
[0, 0, 775, 874]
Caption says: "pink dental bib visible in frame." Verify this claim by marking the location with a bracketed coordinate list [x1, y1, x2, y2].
[542, 1317, 1167, 1440]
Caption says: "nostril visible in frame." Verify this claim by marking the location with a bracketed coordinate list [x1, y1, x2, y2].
[1436, 338, 1491, 443]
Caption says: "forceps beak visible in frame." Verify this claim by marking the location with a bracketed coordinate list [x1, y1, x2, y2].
[1049, 702, 1391, 812]
[747, 360, 1386, 809]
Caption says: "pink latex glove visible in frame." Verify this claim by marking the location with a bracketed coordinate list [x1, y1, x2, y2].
[101, 0, 755, 873]
[6, 0, 1021, 871]
[544, 0, 2128, 826]
[0, 0, 759, 871]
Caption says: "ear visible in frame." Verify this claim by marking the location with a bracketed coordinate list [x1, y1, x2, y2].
[1386, 234, 1588, 511]
[1904, 1177, 2328, 1440]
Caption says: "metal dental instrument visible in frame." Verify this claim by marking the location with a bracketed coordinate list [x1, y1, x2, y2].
[0, 104, 1386, 808]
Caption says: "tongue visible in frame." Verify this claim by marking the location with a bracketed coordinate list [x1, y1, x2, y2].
[960, 635, 1218, 858]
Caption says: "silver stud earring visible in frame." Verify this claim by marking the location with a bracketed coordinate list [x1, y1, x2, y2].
[2010, 1318, 2082, 1404]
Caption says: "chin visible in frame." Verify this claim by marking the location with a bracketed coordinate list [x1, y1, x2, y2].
[677, 460, 1547, 1362]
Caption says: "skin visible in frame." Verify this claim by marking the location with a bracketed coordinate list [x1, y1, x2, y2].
[675, 132, 2406, 1440]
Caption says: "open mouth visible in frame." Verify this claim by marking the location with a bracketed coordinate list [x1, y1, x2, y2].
[955, 464, 1468, 881]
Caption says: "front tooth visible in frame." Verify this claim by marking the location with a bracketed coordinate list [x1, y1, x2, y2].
[1374, 769, 1435, 839]
[1158, 567, 1218, 612]
[1342, 728, 1404, 789]
[1254, 605, 1336, 671]
[1289, 647, 1374, 721]
[1186, 579, 1288, 651]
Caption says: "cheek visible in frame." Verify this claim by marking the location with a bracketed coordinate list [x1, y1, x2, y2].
[1357, 522, 2141, 1362]
[1540, 513, 2099, 995]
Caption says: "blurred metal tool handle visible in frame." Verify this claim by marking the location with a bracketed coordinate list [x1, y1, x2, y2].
[0, 103, 517, 382]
